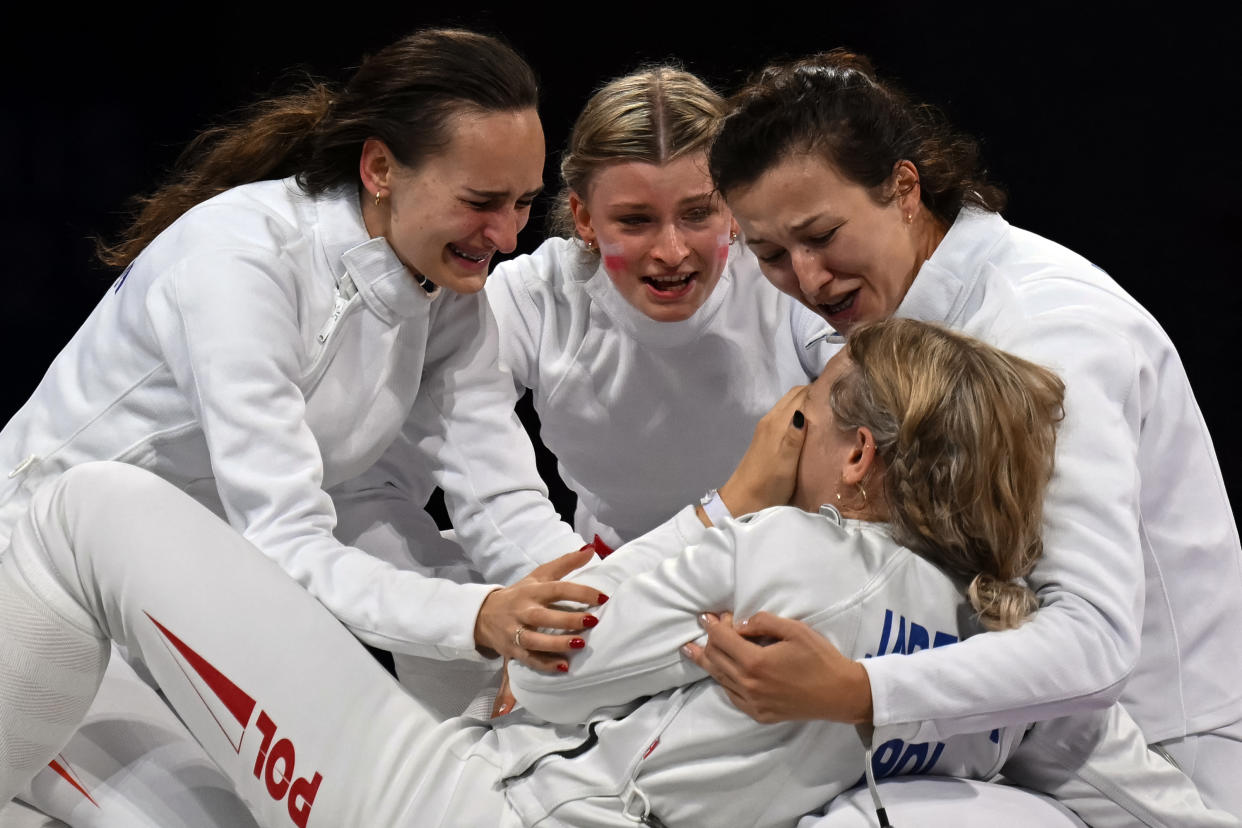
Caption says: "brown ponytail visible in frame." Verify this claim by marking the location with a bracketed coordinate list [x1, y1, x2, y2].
[97, 28, 538, 269]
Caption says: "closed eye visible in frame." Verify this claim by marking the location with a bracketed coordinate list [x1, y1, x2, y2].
[807, 225, 841, 246]
[682, 206, 715, 223]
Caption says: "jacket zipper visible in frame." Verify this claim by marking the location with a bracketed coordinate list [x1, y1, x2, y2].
[305, 274, 360, 392]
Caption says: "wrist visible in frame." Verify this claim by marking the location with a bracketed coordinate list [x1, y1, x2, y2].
[473, 587, 503, 659]
[717, 481, 757, 517]
[842, 660, 874, 725]
[698, 488, 733, 526]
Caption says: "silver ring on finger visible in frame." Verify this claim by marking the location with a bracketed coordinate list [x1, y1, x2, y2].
[514, 625, 526, 649]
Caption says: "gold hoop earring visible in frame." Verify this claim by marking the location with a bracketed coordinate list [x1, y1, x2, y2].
[857, 482, 867, 504]
[730, 230, 738, 243]
[374, 191, 383, 207]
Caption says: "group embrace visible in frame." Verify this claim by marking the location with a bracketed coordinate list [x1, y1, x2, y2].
[0, 28, 1237, 828]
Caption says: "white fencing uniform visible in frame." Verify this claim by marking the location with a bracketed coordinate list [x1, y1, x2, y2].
[0, 178, 583, 649]
[1, 463, 1231, 828]
[846, 209, 1242, 815]
[486, 237, 833, 547]
[0, 179, 583, 824]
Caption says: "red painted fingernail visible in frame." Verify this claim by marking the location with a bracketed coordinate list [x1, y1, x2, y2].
[570, 637, 586, 649]
[598, 593, 609, 604]
[581, 614, 599, 628]
[556, 663, 569, 672]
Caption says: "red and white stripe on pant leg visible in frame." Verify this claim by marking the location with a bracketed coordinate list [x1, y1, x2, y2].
[0, 553, 109, 805]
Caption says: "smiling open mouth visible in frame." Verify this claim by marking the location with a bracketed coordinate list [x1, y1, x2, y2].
[819, 290, 857, 316]
[449, 243, 489, 264]
[642, 273, 696, 295]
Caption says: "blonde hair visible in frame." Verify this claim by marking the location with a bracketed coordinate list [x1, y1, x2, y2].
[830, 319, 1065, 631]
[549, 65, 726, 238]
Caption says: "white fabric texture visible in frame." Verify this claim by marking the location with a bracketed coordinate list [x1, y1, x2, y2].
[486, 237, 833, 547]
[0, 177, 584, 660]
[857, 211, 1242, 776]
[798, 777, 1084, 827]
[2, 463, 1231, 827]
[2, 463, 504, 828]
[10, 655, 260, 828]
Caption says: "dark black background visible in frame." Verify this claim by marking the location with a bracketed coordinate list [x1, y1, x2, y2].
[2, 7, 1238, 518]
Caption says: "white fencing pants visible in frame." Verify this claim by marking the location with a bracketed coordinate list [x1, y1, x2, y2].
[0, 462, 510, 828]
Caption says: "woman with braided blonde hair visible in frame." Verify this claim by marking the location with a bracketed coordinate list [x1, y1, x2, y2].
[818, 318, 1062, 632]
[2, 318, 1228, 827]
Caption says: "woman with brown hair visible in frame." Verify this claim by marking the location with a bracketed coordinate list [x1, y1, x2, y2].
[0, 28, 603, 825]
[685, 48, 1242, 820]
[2, 319, 1222, 826]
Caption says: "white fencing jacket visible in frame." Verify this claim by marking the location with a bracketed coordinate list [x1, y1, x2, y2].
[486, 237, 832, 547]
[497, 506, 1222, 828]
[0, 178, 583, 661]
[863, 209, 1242, 745]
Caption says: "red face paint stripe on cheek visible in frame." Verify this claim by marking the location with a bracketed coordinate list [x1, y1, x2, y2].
[48, 758, 99, 807]
[146, 612, 256, 727]
[603, 254, 626, 272]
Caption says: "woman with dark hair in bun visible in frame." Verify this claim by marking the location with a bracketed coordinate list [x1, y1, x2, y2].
[684, 48, 1242, 820]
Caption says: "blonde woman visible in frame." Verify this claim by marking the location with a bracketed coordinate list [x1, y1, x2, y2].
[485, 66, 832, 551]
[0, 319, 1228, 827]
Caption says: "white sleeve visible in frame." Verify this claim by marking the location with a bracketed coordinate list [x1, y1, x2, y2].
[863, 314, 1145, 742]
[403, 291, 586, 585]
[509, 508, 732, 724]
[1003, 705, 1237, 827]
[145, 253, 500, 661]
[484, 254, 543, 395]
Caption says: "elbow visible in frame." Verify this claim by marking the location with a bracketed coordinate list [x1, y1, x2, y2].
[1067, 609, 1139, 709]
